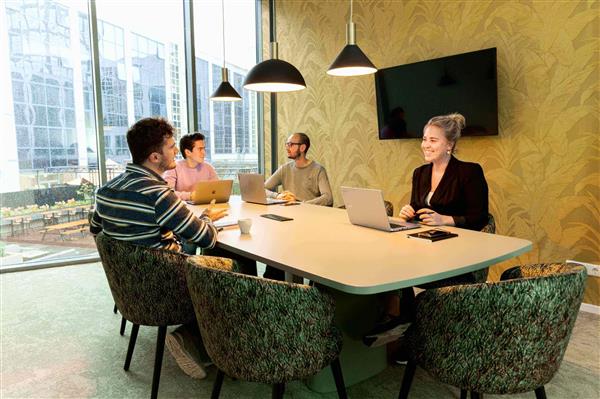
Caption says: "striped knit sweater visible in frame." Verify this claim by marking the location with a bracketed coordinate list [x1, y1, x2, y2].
[90, 163, 217, 252]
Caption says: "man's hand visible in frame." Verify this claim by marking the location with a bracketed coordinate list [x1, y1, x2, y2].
[276, 191, 297, 202]
[201, 199, 228, 222]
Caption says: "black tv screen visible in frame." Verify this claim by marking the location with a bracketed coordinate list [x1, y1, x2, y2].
[375, 48, 498, 139]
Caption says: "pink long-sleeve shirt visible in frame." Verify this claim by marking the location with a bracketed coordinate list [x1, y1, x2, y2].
[163, 159, 218, 201]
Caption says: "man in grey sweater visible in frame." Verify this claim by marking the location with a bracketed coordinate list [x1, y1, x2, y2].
[264, 132, 333, 206]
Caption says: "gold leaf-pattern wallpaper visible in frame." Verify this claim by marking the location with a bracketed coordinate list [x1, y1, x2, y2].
[261, 0, 599, 304]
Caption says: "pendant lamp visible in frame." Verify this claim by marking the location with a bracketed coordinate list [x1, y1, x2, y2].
[327, 0, 376, 76]
[243, 0, 306, 92]
[210, 0, 242, 101]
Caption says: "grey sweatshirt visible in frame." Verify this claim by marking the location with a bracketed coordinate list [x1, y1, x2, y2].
[264, 160, 333, 206]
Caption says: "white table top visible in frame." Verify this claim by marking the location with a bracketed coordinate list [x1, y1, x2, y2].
[189, 197, 532, 295]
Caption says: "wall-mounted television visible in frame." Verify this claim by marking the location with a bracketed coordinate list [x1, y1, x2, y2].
[375, 48, 498, 139]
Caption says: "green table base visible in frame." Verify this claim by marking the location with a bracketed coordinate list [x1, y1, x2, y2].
[306, 287, 389, 393]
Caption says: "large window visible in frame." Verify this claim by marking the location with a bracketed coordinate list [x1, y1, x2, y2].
[194, 0, 259, 179]
[0, 0, 261, 270]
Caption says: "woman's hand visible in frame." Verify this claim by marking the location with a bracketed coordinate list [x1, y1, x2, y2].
[416, 208, 454, 226]
[399, 204, 416, 221]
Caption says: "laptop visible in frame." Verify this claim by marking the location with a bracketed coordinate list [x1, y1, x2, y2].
[190, 179, 233, 204]
[238, 173, 287, 205]
[341, 186, 420, 232]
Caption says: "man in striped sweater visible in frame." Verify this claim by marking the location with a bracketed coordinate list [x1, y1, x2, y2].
[90, 117, 226, 379]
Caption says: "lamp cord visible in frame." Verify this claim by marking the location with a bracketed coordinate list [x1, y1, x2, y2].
[221, 0, 226, 68]
[269, 0, 276, 42]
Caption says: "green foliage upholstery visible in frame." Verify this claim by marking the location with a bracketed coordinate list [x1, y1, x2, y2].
[185, 256, 343, 384]
[405, 262, 587, 395]
[95, 232, 197, 326]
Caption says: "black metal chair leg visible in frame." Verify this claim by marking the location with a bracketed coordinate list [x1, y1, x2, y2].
[120, 317, 127, 336]
[113, 304, 118, 314]
[150, 326, 167, 399]
[330, 358, 347, 399]
[398, 360, 417, 399]
[535, 387, 547, 399]
[211, 369, 225, 399]
[460, 389, 467, 399]
[124, 324, 139, 371]
[272, 383, 285, 399]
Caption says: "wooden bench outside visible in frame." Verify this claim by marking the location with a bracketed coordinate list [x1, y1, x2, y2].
[41, 220, 89, 241]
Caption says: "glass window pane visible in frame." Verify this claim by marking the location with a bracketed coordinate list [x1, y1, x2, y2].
[2, 1, 99, 269]
[194, 0, 259, 180]
[34, 127, 49, 147]
[95, 1, 188, 168]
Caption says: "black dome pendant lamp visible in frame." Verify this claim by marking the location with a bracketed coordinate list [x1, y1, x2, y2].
[210, 0, 242, 101]
[243, 0, 306, 92]
[327, 0, 377, 77]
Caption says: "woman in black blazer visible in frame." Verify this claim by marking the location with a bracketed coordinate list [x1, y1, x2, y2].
[399, 113, 489, 231]
[364, 113, 490, 349]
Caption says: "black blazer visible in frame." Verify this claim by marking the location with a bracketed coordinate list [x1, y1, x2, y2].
[410, 156, 489, 231]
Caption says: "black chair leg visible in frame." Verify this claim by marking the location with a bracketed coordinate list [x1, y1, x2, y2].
[398, 360, 417, 399]
[150, 326, 167, 399]
[471, 393, 482, 399]
[124, 324, 139, 371]
[272, 383, 285, 399]
[535, 387, 547, 399]
[120, 317, 127, 336]
[330, 358, 347, 399]
[113, 304, 118, 314]
[211, 369, 225, 399]
[460, 389, 467, 399]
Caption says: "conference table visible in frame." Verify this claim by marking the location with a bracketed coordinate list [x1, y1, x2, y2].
[189, 196, 532, 391]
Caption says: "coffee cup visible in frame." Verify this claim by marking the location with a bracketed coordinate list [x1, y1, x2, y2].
[238, 218, 252, 234]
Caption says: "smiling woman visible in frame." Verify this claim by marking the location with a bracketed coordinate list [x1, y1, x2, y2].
[399, 113, 489, 232]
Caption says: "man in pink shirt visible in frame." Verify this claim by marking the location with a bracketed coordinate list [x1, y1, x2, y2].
[164, 133, 218, 201]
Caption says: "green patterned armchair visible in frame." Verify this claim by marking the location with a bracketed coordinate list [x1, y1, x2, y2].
[185, 256, 347, 399]
[95, 232, 196, 399]
[399, 262, 587, 399]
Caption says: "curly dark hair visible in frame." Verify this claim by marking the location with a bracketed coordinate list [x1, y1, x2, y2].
[126, 117, 175, 164]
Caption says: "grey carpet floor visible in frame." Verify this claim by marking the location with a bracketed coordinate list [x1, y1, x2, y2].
[1, 263, 599, 398]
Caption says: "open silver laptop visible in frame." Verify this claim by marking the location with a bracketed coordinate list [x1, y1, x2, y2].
[190, 180, 233, 204]
[341, 186, 420, 232]
[238, 173, 287, 205]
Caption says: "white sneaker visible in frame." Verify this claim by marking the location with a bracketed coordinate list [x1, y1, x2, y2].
[165, 332, 207, 379]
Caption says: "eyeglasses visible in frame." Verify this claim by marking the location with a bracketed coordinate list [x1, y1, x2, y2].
[284, 142, 302, 148]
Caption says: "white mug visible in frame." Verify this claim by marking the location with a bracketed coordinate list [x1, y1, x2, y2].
[238, 218, 252, 234]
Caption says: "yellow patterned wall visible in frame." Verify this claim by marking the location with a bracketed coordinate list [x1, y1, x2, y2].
[262, 0, 599, 303]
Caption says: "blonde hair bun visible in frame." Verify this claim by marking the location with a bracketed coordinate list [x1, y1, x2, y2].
[447, 113, 466, 131]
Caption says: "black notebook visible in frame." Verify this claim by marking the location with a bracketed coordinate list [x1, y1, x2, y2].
[407, 228, 458, 242]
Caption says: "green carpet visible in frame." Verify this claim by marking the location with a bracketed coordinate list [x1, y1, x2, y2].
[1, 263, 598, 398]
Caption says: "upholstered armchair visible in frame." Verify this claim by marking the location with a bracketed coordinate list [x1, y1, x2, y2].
[95, 232, 196, 399]
[185, 256, 347, 399]
[399, 262, 587, 399]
